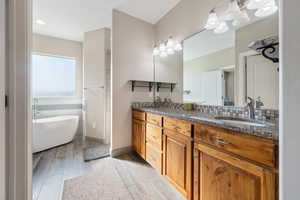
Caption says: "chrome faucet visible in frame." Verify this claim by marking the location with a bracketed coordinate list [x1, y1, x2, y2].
[246, 97, 255, 119]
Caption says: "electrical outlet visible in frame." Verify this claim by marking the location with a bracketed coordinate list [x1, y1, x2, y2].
[92, 122, 96, 129]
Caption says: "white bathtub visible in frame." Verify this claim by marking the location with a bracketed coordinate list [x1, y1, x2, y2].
[33, 115, 79, 153]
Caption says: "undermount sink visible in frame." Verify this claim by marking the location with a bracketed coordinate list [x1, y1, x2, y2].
[214, 116, 270, 127]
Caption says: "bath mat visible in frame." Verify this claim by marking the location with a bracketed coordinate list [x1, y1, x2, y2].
[83, 143, 110, 162]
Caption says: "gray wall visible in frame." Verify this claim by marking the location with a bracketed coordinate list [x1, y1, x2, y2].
[112, 10, 155, 151]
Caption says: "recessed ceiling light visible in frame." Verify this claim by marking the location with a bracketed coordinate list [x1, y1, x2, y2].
[36, 19, 46, 25]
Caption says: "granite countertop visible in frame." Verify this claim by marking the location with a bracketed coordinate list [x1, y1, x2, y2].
[132, 107, 279, 141]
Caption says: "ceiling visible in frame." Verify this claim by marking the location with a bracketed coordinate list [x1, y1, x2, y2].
[33, 0, 181, 41]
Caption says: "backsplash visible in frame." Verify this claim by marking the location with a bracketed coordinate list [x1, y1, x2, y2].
[131, 102, 279, 122]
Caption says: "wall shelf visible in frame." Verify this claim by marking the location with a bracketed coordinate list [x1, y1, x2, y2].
[129, 80, 176, 93]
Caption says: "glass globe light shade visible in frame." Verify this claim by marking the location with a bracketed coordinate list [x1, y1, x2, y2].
[247, 0, 272, 10]
[153, 47, 160, 56]
[255, 1, 278, 17]
[232, 10, 250, 26]
[214, 21, 229, 34]
[167, 37, 174, 49]
[205, 11, 220, 30]
[160, 51, 167, 58]
[167, 48, 175, 55]
[174, 42, 182, 51]
[159, 43, 166, 52]
[224, 0, 242, 21]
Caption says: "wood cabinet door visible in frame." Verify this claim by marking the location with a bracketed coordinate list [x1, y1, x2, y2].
[163, 130, 192, 200]
[132, 119, 146, 159]
[194, 143, 276, 200]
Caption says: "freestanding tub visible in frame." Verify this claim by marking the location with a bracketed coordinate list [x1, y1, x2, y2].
[33, 115, 79, 153]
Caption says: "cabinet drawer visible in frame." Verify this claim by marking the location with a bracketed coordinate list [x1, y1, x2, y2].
[164, 117, 192, 137]
[133, 110, 145, 121]
[147, 113, 162, 126]
[146, 143, 163, 174]
[195, 124, 277, 168]
[146, 124, 163, 150]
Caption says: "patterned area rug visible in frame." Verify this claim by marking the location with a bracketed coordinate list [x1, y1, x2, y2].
[83, 142, 110, 162]
[62, 154, 185, 200]
[62, 158, 132, 200]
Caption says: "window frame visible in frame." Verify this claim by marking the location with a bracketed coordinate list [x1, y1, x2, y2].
[31, 52, 79, 99]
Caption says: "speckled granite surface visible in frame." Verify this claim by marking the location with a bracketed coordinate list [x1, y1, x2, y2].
[132, 105, 279, 140]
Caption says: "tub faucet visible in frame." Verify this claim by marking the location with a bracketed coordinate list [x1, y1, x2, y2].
[33, 98, 40, 119]
[246, 97, 255, 119]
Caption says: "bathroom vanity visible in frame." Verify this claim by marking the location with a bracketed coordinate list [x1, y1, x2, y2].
[132, 107, 278, 200]
[131, 6, 279, 200]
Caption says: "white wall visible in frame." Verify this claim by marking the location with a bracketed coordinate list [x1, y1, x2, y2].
[112, 10, 155, 151]
[83, 28, 110, 141]
[280, 0, 300, 199]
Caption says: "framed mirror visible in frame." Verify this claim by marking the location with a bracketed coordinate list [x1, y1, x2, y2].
[182, 14, 279, 109]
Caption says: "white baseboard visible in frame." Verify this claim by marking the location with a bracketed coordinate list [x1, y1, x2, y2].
[110, 146, 132, 157]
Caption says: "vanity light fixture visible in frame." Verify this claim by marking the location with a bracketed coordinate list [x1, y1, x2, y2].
[153, 37, 182, 58]
[206, 0, 278, 34]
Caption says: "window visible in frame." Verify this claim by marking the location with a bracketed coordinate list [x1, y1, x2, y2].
[32, 54, 76, 97]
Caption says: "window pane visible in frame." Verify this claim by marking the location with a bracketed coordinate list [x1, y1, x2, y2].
[32, 54, 76, 97]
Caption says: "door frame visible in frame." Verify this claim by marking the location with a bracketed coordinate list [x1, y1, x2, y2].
[237, 50, 259, 106]
[7, 0, 32, 200]
[0, 0, 6, 199]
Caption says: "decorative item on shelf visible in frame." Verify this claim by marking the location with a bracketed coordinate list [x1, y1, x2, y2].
[153, 36, 182, 58]
[205, 0, 278, 34]
[183, 103, 194, 111]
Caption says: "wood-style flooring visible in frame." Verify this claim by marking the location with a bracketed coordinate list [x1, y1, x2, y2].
[33, 138, 185, 200]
